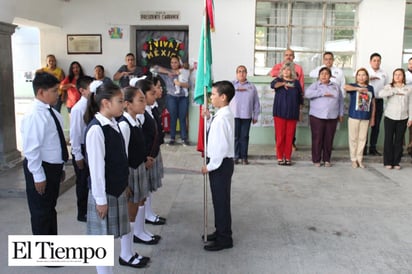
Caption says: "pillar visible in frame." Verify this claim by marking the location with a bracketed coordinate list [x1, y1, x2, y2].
[0, 22, 21, 169]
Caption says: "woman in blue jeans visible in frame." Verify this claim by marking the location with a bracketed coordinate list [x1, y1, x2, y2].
[157, 56, 190, 146]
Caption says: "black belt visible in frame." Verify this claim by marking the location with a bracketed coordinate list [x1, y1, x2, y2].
[375, 98, 383, 101]
[206, 157, 233, 162]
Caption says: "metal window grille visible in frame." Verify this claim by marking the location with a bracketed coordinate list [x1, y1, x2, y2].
[254, 0, 359, 76]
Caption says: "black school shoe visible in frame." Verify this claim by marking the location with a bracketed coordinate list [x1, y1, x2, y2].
[133, 235, 159, 245]
[119, 253, 149, 268]
[77, 214, 87, 222]
[204, 241, 233, 251]
[145, 216, 166, 225]
[201, 232, 217, 242]
[369, 149, 382, 156]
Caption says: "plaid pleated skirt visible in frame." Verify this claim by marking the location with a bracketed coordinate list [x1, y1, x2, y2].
[86, 191, 130, 238]
[128, 162, 149, 203]
[147, 151, 164, 192]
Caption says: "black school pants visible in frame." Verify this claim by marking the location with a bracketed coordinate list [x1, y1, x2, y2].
[24, 159, 63, 235]
[209, 157, 234, 245]
[72, 145, 89, 218]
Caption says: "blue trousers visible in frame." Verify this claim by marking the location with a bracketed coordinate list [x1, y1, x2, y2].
[234, 118, 252, 160]
[166, 95, 188, 141]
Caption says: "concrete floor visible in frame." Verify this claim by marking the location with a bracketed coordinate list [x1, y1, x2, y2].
[1, 144, 412, 273]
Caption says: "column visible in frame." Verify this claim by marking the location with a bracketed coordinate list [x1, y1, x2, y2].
[0, 21, 21, 169]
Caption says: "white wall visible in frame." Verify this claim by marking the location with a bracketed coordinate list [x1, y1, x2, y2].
[357, 0, 406, 79]
[7, 0, 406, 81]
[3, 0, 256, 82]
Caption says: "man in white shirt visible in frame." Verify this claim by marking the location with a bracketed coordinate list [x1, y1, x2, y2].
[367, 53, 388, 156]
[309, 52, 346, 97]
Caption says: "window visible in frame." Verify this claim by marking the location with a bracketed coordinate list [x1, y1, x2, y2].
[254, 0, 359, 76]
[402, 2, 412, 65]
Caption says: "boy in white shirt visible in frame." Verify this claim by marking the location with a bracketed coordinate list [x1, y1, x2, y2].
[201, 80, 235, 251]
[70, 76, 94, 222]
[22, 72, 68, 235]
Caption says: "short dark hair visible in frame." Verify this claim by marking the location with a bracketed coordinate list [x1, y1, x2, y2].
[318, 67, 332, 77]
[94, 65, 105, 72]
[32, 72, 60, 96]
[213, 80, 235, 103]
[370, 52, 381, 61]
[323, 52, 334, 58]
[76, 75, 94, 91]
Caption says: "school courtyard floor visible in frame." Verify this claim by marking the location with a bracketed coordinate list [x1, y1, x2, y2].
[1, 144, 412, 274]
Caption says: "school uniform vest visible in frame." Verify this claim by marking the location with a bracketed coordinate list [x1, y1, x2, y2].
[86, 118, 129, 197]
[152, 106, 165, 145]
[119, 116, 147, 168]
[142, 111, 160, 158]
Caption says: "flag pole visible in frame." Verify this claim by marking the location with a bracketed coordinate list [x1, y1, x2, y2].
[202, 0, 209, 243]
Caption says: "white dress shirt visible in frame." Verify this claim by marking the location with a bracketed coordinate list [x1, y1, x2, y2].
[145, 105, 154, 119]
[118, 112, 140, 158]
[69, 96, 88, 161]
[379, 84, 412, 121]
[309, 65, 346, 97]
[206, 105, 235, 172]
[21, 99, 65, 182]
[367, 68, 388, 98]
[86, 113, 121, 205]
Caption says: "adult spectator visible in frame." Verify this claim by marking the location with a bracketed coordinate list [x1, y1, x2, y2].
[60, 61, 85, 113]
[229, 65, 261, 165]
[305, 67, 344, 167]
[380, 68, 412, 170]
[366, 53, 388, 156]
[93, 65, 112, 85]
[270, 49, 305, 151]
[36, 54, 65, 112]
[113, 53, 144, 88]
[344, 68, 375, 169]
[405, 57, 412, 157]
[309, 52, 346, 97]
[270, 62, 303, 166]
[157, 56, 190, 146]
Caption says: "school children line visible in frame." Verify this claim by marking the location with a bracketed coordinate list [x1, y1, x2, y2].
[22, 69, 173, 272]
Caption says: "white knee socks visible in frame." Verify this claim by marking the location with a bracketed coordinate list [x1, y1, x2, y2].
[145, 194, 157, 222]
[134, 206, 152, 241]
